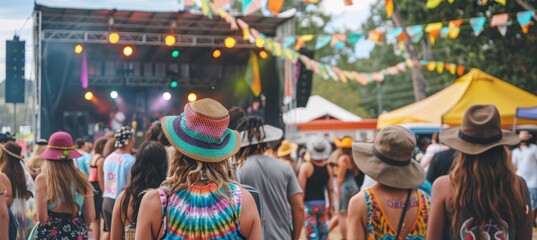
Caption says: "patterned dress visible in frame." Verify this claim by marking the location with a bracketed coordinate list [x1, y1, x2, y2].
[364, 188, 430, 240]
[34, 192, 87, 240]
[159, 182, 245, 239]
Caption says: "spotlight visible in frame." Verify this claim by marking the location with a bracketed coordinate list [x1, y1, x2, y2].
[165, 35, 176, 46]
[110, 91, 118, 99]
[108, 32, 120, 44]
[84, 91, 94, 101]
[212, 49, 222, 59]
[224, 37, 236, 48]
[170, 81, 178, 88]
[171, 50, 180, 58]
[123, 46, 133, 57]
[259, 50, 268, 59]
[163, 92, 171, 101]
[255, 37, 264, 48]
[74, 44, 83, 54]
[187, 93, 197, 102]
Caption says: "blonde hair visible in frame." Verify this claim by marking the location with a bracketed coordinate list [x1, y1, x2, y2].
[41, 160, 94, 214]
[163, 150, 237, 202]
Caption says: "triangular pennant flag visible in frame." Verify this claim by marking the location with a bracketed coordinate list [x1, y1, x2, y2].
[448, 63, 457, 75]
[295, 35, 314, 50]
[237, 19, 250, 40]
[346, 33, 363, 45]
[333, 67, 348, 83]
[517, 11, 534, 34]
[344, 71, 355, 81]
[470, 17, 487, 36]
[312, 61, 319, 74]
[334, 41, 345, 49]
[397, 62, 407, 72]
[386, 0, 394, 18]
[491, 13, 510, 36]
[344, 0, 353, 6]
[426, 61, 436, 71]
[315, 35, 331, 49]
[282, 37, 296, 48]
[386, 66, 399, 75]
[245, 51, 262, 96]
[407, 25, 424, 43]
[185, 0, 195, 7]
[273, 42, 282, 56]
[200, 0, 212, 18]
[387, 27, 403, 44]
[440, 26, 449, 38]
[405, 59, 414, 68]
[448, 0, 455, 3]
[494, 0, 506, 5]
[284, 49, 294, 61]
[352, 72, 369, 86]
[425, 22, 443, 45]
[267, 0, 284, 15]
[448, 19, 464, 39]
[368, 30, 384, 44]
[331, 34, 347, 47]
[372, 73, 384, 82]
[214, 0, 230, 7]
[426, 0, 442, 9]
[300, 56, 313, 70]
[243, 0, 261, 15]
[436, 62, 444, 73]
[456, 65, 465, 76]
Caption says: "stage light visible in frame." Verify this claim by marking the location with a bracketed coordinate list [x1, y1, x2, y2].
[165, 35, 176, 46]
[170, 81, 178, 88]
[74, 44, 83, 54]
[224, 37, 236, 48]
[110, 91, 118, 99]
[171, 50, 180, 58]
[84, 91, 94, 101]
[123, 46, 133, 57]
[255, 37, 264, 48]
[163, 92, 171, 101]
[187, 93, 197, 102]
[259, 50, 268, 59]
[108, 32, 120, 44]
[212, 49, 222, 59]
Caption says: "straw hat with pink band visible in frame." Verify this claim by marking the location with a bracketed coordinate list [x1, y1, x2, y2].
[40, 131, 82, 160]
[161, 98, 241, 163]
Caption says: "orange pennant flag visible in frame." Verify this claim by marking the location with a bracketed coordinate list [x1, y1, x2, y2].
[344, 0, 353, 5]
[386, 0, 394, 18]
[456, 65, 465, 76]
[268, 0, 284, 15]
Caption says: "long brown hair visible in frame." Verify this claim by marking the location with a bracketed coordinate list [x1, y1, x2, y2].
[341, 147, 359, 175]
[0, 143, 27, 199]
[103, 137, 117, 158]
[41, 160, 93, 214]
[449, 146, 525, 233]
[163, 150, 237, 202]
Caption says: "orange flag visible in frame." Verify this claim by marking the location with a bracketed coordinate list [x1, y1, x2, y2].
[344, 0, 353, 5]
[386, 0, 394, 18]
[268, 0, 284, 15]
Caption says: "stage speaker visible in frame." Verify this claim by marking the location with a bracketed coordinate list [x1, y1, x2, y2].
[296, 48, 314, 108]
[5, 36, 25, 103]
[63, 111, 89, 140]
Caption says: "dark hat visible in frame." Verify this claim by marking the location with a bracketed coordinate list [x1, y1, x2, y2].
[440, 104, 520, 155]
[0, 142, 24, 160]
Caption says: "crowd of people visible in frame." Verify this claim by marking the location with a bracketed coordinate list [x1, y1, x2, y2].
[0, 100, 536, 240]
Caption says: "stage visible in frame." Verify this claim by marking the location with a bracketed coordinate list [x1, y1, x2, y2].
[34, 4, 294, 139]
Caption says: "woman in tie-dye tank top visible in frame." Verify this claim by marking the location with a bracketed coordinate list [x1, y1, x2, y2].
[136, 98, 262, 239]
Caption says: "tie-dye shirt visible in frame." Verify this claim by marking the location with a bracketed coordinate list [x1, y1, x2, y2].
[364, 188, 430, 240]
[159, 182, 244, 240]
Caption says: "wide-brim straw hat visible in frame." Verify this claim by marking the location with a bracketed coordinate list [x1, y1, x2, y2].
[334, 136, 353, 148]
[40, 131, 82, 160]
[161, 98, 240, 163]
[277, 140, 298, 157]
[240, 124, 283, 147]
[440, 104, 520, 155]
[307, 137, 332, 160]
[353, 125, 425, 189]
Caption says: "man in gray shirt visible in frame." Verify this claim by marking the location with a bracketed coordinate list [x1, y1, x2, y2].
[237, 117, 304, 240]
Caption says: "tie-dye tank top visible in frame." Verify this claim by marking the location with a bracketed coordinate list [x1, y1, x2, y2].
[364, 188, 430, 240]
[159, 182, 244, 239]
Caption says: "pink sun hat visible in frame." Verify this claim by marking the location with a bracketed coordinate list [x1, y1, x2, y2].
[40, 131, 82, 160]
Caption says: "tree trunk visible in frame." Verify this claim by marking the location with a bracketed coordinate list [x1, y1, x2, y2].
[392, 10, 428, 101]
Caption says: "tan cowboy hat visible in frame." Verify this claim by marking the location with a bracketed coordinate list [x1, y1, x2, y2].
[519, 130, 533, 141]
[277, 140, 298, 157]
[352, 125, 425, 189]
[440, 104, 520, 155]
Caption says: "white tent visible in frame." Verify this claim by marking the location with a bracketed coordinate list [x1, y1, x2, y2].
[283, 95, 362, 124]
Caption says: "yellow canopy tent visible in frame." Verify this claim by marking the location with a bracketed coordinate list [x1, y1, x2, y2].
[377, 69, 537, 128]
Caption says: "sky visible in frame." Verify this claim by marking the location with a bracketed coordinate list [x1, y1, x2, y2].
[0, 0, 375, 82]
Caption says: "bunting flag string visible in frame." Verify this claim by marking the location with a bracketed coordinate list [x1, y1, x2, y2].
[427, 0, 505, 9]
